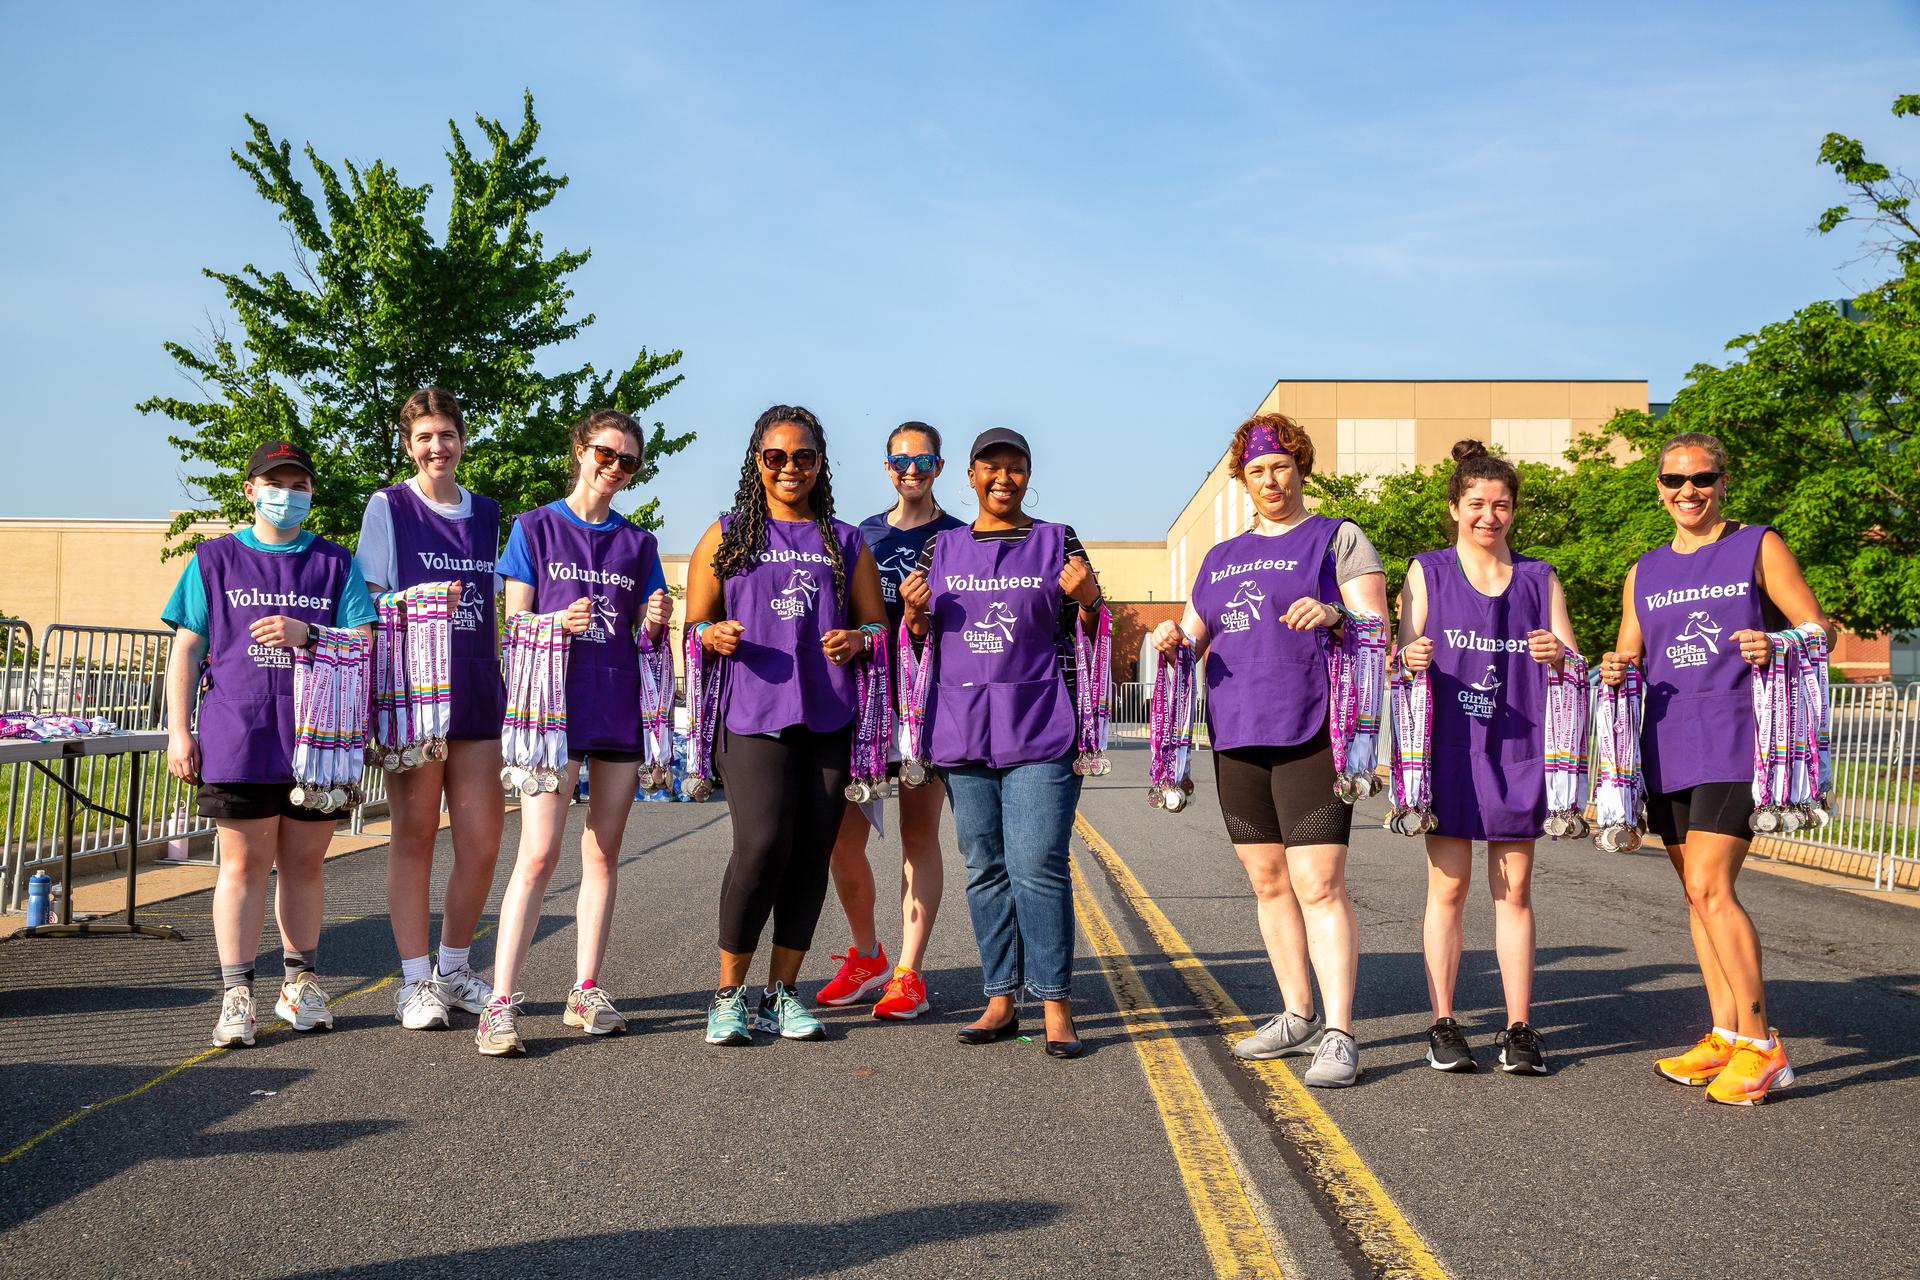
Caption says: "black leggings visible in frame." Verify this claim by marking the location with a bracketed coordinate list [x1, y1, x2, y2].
[714, 724, 853, 954]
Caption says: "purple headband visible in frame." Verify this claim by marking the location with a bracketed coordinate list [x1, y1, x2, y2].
[1241, 425, 1291, 465]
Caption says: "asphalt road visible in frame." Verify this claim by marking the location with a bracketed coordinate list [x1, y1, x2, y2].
[3, 742, 1916, 1279]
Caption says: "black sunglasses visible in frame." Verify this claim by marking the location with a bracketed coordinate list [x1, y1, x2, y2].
[761, 447, 819, 473]
[1657, 470, 1721, 490]
[886, 453, 941, 474]
[590, 443, 641, 474]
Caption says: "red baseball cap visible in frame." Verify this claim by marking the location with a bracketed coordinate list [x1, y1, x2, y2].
[245, 441, 316, 479]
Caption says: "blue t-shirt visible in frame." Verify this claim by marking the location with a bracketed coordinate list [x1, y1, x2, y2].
[499, 500, 669, 598]
[162, 529, 379, 635]
[858, 508, 965, 630]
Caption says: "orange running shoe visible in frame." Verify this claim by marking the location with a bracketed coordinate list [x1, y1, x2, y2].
[1654, 1030, 1735, 1086]
[1706, 1031, 1795, 1106]
[816, 944, 890, 1006]
[873, 968, 930, 1020]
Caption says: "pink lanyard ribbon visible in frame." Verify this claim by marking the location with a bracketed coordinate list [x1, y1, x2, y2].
[1147, 643, 1197, 812]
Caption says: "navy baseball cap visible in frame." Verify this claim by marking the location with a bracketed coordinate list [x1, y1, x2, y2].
[968, 428, 1031, 465]
[246, 441, 316, 479]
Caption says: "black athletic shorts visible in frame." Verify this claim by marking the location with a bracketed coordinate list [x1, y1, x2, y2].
[1645, 781, 1754, 846]
[568, 748, 645, 764]
[1212, 726, 1353, 847]
[196, 781, 338, 823]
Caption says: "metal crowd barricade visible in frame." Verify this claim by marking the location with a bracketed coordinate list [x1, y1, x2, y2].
[1766, 680, 1920, 892]
[1109, 679, 1209, 746]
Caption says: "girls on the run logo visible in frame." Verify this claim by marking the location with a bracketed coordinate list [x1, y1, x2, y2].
[772, 569, 818, 620]
[1459, 663, 1502, 719]
[1666, 610, 1721, 669]
[1219, 580, 1264, 633]
[964, 601, 1018, 654]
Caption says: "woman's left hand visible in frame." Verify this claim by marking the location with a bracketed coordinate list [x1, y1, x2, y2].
[248, 615, 310, 649]
[821, 628, 865, 666]
[1284, 597, 1339, 631]
[1059, 555, 1100, 608]
[1526, 628, 1565, 666]
[1732, 628, 1773, 668]
[644, 589, 673, 633]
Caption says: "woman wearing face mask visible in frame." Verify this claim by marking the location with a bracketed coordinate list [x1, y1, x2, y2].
[686, 405, 887, 1046]
[476, 409, 673, 1056]
[163, 442, 378, 1048]
[817, 421, 963, 1021]
[899, 428, 1103, 1059]
[1396, 441, 1578, 1076]
[1601, 432, 1828, 1105]
[354, 388, 507, 1032]
[1148, 414, 1388, 1087]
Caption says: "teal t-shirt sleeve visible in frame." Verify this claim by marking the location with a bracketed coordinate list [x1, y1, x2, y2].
[161, 555, 209, 634]
[335, 561, 379, 628]
[498, 519, 535, 584]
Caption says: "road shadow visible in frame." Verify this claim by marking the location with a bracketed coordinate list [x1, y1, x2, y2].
[277, 1199, 1066, 1279]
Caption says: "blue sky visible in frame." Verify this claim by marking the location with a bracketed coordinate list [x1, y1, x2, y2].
[3, 3, 1916, 549]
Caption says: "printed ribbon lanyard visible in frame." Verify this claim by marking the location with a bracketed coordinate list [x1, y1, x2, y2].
[1591, 663, 1644, 852]
[845, 624, 892, 804]
[637, 625, 677, 794]
[1749, 624, 1834, 834]
[1147, 642, 1197, 812]
[371, 594, 400, 769]
[683, 624, 725, 801]
[1387, 658, 1435, 835]
[291, 627, 372, 813]
[1328, 611, 1388, 803]
[498, 609, 571, 798]
[1542, 649, 1592, 839]
[1072, 604, 1113, 776]
[1795, 624, 1833, 827]
[896, 621, 935, 788]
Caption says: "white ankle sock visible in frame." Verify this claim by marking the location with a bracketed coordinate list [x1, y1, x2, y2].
[1738, 1034, 1776, 1051]
[1713, 1025, 1738, 1042]
[401, 955, 432, 985]
[437, 945, 470, 976]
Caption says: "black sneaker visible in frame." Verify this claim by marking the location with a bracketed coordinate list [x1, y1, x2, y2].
[1495, 1022, 1547, 1075]
[1425, 1017, 1475, 1072]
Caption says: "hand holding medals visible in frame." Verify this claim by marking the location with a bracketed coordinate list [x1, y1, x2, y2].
[1147, 640, 1196, 812]
[500, 610, 572, 798]
[1748, 623, 1831, 834]
[1329, 611, 1387, 803]
[844, 624, 892, 805]
[1591, 661, 1644, 851]
[1386, 652, 1436, 835]
[371, 581, 458, 771]
[683, 623, 725, 800]
[1071, 602, 1113, 776]
[1542, 648, 1592, 838]
[290, 627, 372, 813]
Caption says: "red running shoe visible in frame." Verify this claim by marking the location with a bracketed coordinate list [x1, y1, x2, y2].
[816, 944, 890, 1006]
[873, 968, 930, 1020]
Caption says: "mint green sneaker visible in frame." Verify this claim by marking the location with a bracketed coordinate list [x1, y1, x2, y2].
[705, 987, 753, 1046]
[753, 982, 826, 1041]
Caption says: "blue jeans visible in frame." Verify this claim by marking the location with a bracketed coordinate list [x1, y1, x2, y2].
[944, 755, 1083, 1001]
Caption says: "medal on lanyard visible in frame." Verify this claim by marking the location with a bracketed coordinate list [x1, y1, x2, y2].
[1147, 642, 1196, 812]
[1542, 649, 1592, 839]
[844, 624, 892, 805]
[1748, 632, 1792, 833]
[896, 621, 934, 788]
[637, 623, 676, 794]
[498, 609, 572, 797]
[1749, 624, 1832, 834]
[539, 610, 566, 792]
[292, 626, 371, 812]
[1591, 662, 1644, 851]
[1386, 658, 1436, 835]
[683, 623, 725, 801]
[1072, 604, 1113, 776]
[1328, 611, 1388, 803]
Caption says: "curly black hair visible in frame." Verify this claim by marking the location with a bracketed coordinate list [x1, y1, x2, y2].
[712, 405, 845, 610]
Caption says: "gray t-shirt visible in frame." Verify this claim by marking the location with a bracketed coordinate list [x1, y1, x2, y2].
[1330, 520, 1385, 584]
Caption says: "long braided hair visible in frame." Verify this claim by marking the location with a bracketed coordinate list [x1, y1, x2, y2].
[713, 405, 846, 610]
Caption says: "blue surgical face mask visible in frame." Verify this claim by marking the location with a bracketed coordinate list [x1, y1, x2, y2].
[253, 484, 312, 530]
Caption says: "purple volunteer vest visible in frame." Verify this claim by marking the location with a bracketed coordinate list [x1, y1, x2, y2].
[1190, 517, 1343, 750]
[1632, 523, 1770, 794]
[513, 504, 659, 754]
[924, 521, 1077, 769]
[194, 534, 353, 785]
[1420, 547, 1551, 840]
[719, 515, 863, 737]
[382, 483, 505, 741]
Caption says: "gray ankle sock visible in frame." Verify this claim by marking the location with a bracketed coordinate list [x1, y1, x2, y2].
[282, 948, 315, 979]
[219, 963, 255, 993]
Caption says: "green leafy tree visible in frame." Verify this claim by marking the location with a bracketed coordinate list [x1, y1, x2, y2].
[139, 93, 689, 556]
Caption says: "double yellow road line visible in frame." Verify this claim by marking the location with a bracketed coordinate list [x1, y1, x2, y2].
[1073, 812, 1448, 1280]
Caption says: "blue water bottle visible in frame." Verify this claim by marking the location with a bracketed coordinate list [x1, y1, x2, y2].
[25, 872, 52, 928]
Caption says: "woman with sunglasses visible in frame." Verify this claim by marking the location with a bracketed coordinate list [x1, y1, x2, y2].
[1600, 432, 1827, 1105]
[817, 422, 964, 1020]
[899, 427, 1103, 1059]
[1395, 441, 1578, 1076]
[354, 388, 507, 1033]
[1148, 414, 1388, 1087]
[477, 409, 673, 1056]
[163, 441, 377, 1047]
[686, 405, 888, 1046]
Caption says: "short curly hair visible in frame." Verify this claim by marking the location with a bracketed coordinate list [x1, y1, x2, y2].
[1227, 413, 1315, 480]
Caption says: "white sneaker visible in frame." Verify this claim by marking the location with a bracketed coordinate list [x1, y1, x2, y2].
[212, 985, 257, 1047]
[274, 972, 335, 1032]
[563, 984, 628, 1035]
[436, 962, 493, 1015]
[476, 996, 526, 1056]
[396, 975, 451, 1030]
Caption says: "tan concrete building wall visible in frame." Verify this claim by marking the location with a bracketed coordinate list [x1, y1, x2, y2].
[0, 518, 228, 637]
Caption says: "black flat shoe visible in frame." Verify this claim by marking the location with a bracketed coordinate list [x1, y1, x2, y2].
[1045, 1039, 1084, 1059]
[956, 1018, 1020, 1046]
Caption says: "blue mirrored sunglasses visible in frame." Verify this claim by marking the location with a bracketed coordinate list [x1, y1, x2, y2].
[886, 453, 941, 474]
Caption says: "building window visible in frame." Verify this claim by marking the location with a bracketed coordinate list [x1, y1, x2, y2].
[1336, 419, 1415, 475]
[1490, 419, 1573, 467]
